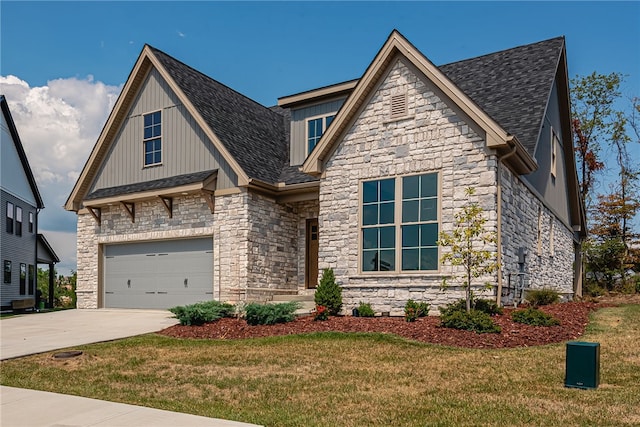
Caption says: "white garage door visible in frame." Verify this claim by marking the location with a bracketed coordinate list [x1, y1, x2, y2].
[104, 238, 213, 309]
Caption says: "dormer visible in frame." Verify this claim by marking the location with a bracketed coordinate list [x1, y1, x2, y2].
[278, 79, 357, 166]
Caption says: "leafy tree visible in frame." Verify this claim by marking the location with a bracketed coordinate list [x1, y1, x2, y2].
[438, 188, 499, 312]
[37, 268, 77, 308]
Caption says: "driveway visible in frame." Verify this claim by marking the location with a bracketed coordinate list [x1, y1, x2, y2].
[0, 309, 179, 360]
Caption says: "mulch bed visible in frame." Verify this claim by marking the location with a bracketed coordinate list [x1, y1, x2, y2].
[158, 300, 617, 349]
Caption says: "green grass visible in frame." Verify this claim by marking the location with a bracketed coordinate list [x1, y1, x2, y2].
[2, 305, 640, 426]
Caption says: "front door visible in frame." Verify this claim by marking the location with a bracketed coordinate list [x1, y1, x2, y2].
[305, 219, 319, 288]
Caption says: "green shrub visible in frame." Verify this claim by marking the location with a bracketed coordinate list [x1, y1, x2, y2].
[404, 299, 430, 322]
[440, 309, 501, 333]
[512, 307, 560, 326]
[585, 282, 606, 297]
[439, 298, 502, 317]
[357, 302, 375, 317]
[314, 268, 342, 315]
[244, 302, 300, 326]
[526, 288, 560, 307]
[169, 300, 235, 326]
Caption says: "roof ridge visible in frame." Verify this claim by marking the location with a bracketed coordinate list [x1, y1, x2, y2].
[440, 36, 565, 68]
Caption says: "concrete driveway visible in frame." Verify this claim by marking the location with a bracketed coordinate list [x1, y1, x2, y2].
[0, 309, 179, 360]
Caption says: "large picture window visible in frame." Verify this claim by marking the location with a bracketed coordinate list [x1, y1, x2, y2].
[361, 173, 439, 273]
[143, 111, 162, 166]
[307, 114, 334, 155]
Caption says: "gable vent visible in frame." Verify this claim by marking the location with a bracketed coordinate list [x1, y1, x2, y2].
[390, 93, 408, 119]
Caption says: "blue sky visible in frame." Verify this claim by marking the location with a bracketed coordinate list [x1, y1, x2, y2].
[1, 1, 639, 274]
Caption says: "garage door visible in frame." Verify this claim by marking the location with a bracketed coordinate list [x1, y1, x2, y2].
[104, 238, 213, 309]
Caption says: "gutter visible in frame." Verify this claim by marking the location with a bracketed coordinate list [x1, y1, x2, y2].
[495, 137, 518, 306]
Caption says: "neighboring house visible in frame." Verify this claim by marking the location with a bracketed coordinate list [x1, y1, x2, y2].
[66, 30, 585, 313]
[1, 95, 59, 310]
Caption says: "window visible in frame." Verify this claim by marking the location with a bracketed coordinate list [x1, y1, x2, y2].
[143, 111, 162, 166]
[307, 114, 335, 155]
[19, 263, 26, 295]
[6, 202, 14, 233]
[28, 264, 35, 295]
[3, 260, 11, 283]
[28, 212, 34, 233]
[551, 129, 559, 180]
[361, 173, 439, 273]
[15, 206, 22, 236]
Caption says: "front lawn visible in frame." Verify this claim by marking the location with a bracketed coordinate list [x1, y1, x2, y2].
[1, 304, 639, 427]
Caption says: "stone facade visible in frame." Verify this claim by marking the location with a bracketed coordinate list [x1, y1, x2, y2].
[318, 59, 500, 315]
[76, 190, 318, 308]
[500, 166, 576, 302]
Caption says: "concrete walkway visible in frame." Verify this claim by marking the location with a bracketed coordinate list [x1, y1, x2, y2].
[1, 386, 261, 427]
[0, 309, 262, 427]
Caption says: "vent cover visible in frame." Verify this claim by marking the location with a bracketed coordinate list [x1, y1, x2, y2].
[390, 93, 408, 119]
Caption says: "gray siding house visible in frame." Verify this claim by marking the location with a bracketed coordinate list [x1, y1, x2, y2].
[1, 95, 59, 310]
[66, 31, 585, 313]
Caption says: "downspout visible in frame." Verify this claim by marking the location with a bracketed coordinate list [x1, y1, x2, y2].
[495, 139, 518, 306]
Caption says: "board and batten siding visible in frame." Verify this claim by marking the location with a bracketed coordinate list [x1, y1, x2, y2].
[90, 68, 238, 193]
[525, 79, 571, 227]
[289, 97, 347, 166]
[1, 113, 37, 206]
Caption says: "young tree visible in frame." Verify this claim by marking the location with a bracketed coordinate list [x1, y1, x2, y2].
[438, 188, 499, 312]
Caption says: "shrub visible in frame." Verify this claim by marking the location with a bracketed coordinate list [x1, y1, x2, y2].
[169, 300, 235, 326]
[357, 302, 376, 318]
[512, 307, 560, 326]
[440, 309, 501, 333]
[314, 268, 343, 315]
[440, 298, 502, 317]
[404, 299, 430, 322]
[244, 302, 299, 326]
[526, 288, 560, 307]
[314, 305, 329, 321]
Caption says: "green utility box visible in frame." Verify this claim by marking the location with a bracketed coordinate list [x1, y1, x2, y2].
[565, 341, 600, 389]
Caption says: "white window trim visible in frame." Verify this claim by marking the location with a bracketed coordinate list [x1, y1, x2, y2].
[306, 113, 335, 156]
[358, 171, 441, 275]
[143, 109, 163, 168]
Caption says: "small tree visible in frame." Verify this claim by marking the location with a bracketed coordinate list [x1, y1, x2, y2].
[314, 268, 342, 315]
[438, 188, 499, 312]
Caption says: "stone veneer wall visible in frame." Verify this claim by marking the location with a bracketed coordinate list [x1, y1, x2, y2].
[318, 58, 499, 315]
[76, 189, 317, 308]
[500, 167, 575, 301]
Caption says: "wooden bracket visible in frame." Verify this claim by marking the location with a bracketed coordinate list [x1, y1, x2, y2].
[158, 196, 173, 218]
[120, 201, 135, 223]
[87, 206, 101, 226]
[202, 190, 215, 214]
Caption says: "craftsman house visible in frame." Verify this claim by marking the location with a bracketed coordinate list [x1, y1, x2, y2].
[66, 30, 585, 313]
[1, 95, 60, 311]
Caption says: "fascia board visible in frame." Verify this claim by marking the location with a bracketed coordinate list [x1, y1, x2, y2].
[302, 31, 511, 175]
[65, 47, 153, 211]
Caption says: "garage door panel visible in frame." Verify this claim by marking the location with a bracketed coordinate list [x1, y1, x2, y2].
[104, 238, 213, 309]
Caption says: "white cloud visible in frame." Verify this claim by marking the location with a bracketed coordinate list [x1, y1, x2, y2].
[0, 75, 122, 272]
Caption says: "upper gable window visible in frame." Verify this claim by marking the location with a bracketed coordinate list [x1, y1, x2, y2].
[6, 202, 14, 234]
[307, 114, 335, 155]
[143, 111, 162, 167]
[551, 130, 559, 181]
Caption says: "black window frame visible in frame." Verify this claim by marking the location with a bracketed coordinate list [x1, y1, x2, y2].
[19, 263, 26, 295]
[6, 201, 14, 234]
[15, 206, 22, 236]
[28, 212, 34, 233]
[143, 110, 162, 167]
[3, 260, 11, 284]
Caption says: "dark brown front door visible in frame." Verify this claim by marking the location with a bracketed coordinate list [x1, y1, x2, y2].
[305, 219, 319, 288]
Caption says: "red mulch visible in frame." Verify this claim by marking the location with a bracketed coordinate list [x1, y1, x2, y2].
[158, 300, 621, 349]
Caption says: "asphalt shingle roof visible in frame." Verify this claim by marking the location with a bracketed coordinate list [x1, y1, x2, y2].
[86, 170, 217, 200]
[145, 37, 563, 186]
[149, 46, 289, 185]
[440, 37, 564, 156]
